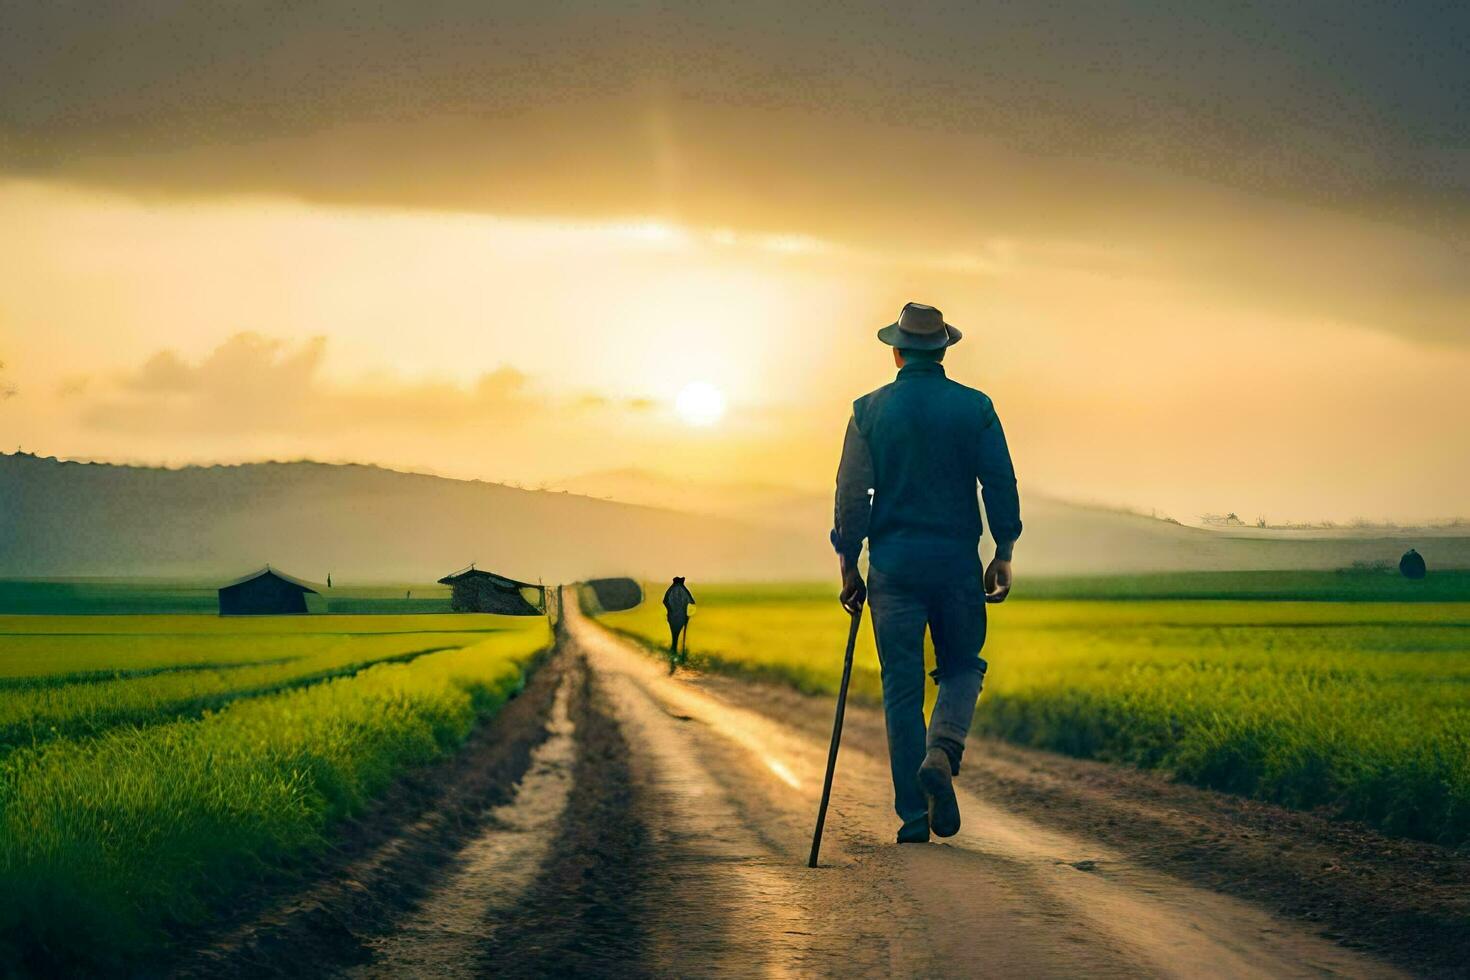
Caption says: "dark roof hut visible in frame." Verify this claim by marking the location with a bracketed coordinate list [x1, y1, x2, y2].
[218, 567, 323, 615]
[438, 564, 545, 615]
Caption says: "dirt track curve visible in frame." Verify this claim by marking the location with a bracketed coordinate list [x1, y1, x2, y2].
[182, 591, 1453, 979]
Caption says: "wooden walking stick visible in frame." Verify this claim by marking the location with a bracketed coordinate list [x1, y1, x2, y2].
[808, 606, 863, 868]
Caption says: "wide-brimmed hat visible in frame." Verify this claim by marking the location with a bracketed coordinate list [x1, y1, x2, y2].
[876, 302, 962, 350]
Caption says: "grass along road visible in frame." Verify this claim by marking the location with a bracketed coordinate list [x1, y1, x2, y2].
[0, 615, 550, 973]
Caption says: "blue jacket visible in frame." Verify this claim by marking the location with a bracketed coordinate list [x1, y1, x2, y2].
[831, 360, 1021, 581]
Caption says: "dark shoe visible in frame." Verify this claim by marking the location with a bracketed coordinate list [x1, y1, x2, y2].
[919, 747, 961, 838]
[896, 817, 930, 844]
[932, 736, 963, 775]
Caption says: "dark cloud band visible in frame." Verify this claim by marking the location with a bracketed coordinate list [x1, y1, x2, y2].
[3, 1, 1468, 344]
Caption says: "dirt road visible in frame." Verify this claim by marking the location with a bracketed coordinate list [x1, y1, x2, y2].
[186, 596, 1449, 978]
[559, 601, 1406, 979]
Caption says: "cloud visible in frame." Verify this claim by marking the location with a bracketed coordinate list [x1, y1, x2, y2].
[2, 2, 1466, 346]
[83, 333, 643, 434]
[4, 1, 1464, 210]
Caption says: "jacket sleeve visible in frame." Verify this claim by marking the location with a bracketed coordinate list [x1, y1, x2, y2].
[831, 414, 874, 563]
[976, 403, 1022, 560]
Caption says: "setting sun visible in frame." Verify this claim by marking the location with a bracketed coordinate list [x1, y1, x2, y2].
[674, 381, 727, 427]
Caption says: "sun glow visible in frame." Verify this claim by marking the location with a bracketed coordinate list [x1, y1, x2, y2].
[674, 381, 727, 427]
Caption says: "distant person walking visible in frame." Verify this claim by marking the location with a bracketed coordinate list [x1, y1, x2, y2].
[662, 576, 696, 672]
[832, 302, 1021, 844]
[1400, 548, 1427, 579]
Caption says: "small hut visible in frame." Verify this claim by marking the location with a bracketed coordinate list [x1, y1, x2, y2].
[438, 564, 545, 615]
[219, 567, 322, 615]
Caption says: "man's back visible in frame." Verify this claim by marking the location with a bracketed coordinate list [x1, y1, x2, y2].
[837, 359, 1021, 582]
[662, 580, 694, 618]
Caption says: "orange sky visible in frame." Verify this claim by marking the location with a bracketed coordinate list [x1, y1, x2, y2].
[1, 3, 1467, 524]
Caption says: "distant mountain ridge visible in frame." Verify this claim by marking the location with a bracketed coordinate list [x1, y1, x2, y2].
[4, 453, 1467, 582]
[546, 467, 824, 529]
[0, 453, 825, 583]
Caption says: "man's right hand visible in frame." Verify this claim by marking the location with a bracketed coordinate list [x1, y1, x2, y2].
[984, 558, 1013, 603]
[839, 561, 867, 614]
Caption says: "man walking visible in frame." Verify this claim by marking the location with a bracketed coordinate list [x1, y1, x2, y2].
[831, 302, 1021, 844]
[662, 576, 696, 672]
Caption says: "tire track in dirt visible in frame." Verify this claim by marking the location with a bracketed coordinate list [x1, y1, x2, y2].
[346, 659, 580, 977]
[466, 642, 649, 978]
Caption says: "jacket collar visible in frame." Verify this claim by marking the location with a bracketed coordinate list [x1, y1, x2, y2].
[897, 360, 947, 380]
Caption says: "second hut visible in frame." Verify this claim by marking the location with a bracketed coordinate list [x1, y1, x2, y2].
[438, 564, 545, 615]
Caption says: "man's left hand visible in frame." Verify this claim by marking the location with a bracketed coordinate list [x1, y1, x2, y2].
[984, 558, 1013, 603]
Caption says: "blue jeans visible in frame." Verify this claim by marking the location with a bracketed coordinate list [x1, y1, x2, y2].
[868, 567, 988, 828]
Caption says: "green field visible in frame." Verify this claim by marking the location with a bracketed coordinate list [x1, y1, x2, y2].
[0, 613, 551, 970]
[1015, 568, 1470, 602]
[596, 580, 1470, 846]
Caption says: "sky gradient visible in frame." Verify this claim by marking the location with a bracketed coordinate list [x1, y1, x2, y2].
[2, 2, 1467, 523]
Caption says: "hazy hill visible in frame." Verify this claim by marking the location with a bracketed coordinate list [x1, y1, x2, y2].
[1016, 495, 1470, 574]
[0, 454, 827, 583]
[4, 454, 1467, 582]
[547, 468, 822, 529]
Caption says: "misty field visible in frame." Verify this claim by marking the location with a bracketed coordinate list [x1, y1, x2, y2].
[595, 582, 1470, 846]
[0, 614, 550, 969]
